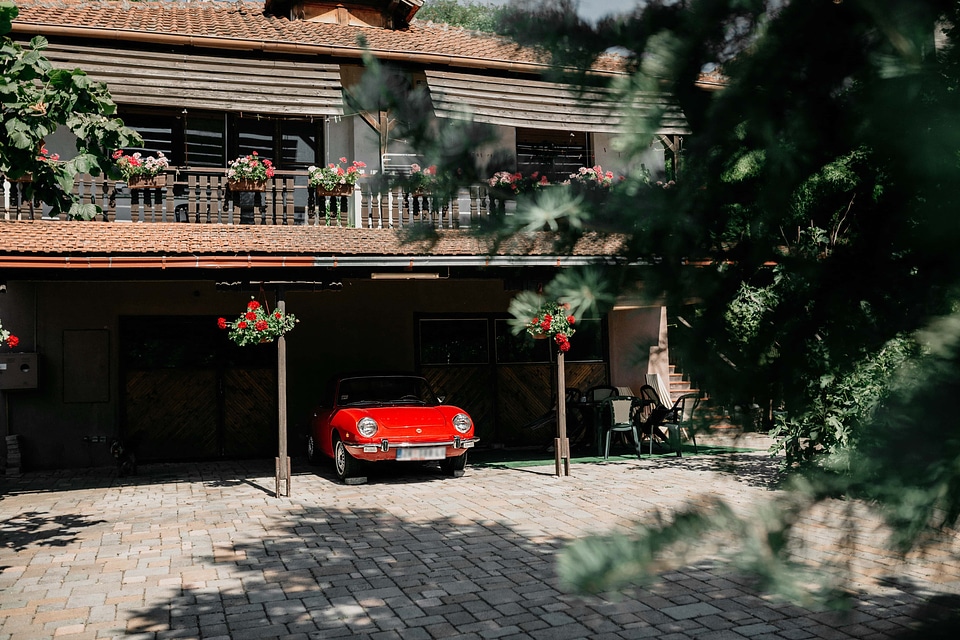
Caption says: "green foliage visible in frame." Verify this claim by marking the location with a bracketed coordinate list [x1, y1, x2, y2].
[414, 0, 505, 32]
[1, 1, 140, 219]
[350, 0, 960, 613]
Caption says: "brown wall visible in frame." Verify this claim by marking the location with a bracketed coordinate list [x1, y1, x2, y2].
[0, 277, 666, 470]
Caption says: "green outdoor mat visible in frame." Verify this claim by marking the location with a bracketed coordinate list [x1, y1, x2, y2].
[470, 442, 762, 469]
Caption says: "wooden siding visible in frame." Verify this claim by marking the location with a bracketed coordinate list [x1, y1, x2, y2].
[124, 369, 220, 461]
[424, 362, 607, 447]
[38, 43, 344, 116]
[123, 367, 276, 462]
[422, 366, 496, 443]
[425, 70, 690, 135]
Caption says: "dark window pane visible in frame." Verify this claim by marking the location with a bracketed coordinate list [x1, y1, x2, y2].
[565, 317, 603, 362]
[280, 120, 319, 167]
[185, 116, 225, 167]
[120, 113, 175, 159]
[419, 319, 489, 365]
[516, 128, 590, 184]
[238, 118, 275, 160]
[494, 319, 550, 363]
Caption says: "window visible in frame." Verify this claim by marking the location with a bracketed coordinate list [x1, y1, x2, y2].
[237, 117, 274, 159]
[418, 319, 489, 365]
[516, 128, 590, 184]
[117, 109, 321, 170]
[563, 317, 603, 362]
[494, 319, 550, 363]
[237, 116, 321, 169]
[280, 120, 320, 167]
[185, 115, 226, 167]
[119, 112, 177, 160]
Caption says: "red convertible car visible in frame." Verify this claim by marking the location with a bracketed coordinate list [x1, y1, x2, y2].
[306, 374, 477, 483]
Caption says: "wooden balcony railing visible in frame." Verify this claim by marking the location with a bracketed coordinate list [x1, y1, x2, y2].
[2, 168, 512, 229]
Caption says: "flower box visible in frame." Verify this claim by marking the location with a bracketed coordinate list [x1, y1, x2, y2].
[6, 173, 32, 183]
[316, 184, 354, 197]
[126, 174, 166, 190]
[308, 158, 366, 194]
[228, 179, 266, 192]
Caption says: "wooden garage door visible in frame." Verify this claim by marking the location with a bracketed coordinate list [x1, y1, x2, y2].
[121, 316, 276, 462]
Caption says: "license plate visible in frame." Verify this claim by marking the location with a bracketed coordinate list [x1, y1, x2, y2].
[396, 446, 445, 461]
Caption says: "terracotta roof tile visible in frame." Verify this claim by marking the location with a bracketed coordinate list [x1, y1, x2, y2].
[0, 220, 627, 259]
[11, 0, 625, 74]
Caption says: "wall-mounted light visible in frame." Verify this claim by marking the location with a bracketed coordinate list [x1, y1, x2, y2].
[370, 272, 441, 280]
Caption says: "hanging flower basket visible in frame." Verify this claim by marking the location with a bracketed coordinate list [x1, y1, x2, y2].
[218, 297, 298, 346]
[228, 179, 267, 192]
[0, 318, 19, 349]
[127, 174, 166, 190]
[526, 300, 576, 352]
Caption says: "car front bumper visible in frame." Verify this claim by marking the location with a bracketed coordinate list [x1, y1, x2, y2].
[344, 436, 478, 461]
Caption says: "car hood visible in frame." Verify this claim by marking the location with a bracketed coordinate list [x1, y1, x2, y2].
[340, 405, 456, 430]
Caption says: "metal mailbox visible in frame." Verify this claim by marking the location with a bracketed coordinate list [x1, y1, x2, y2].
[0, 353, 38, 390]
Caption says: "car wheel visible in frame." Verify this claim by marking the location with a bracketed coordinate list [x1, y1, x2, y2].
[306, 435, 317, 464]
[333, 434, 364, 484]
[440, 452, 468, 477]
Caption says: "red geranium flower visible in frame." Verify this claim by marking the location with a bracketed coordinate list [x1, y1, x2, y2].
[247, 300, 260, 310]
[245, 311, 257, 321]
[217, 317, 227, 330]
[237, 321, 247, 329]
[6, 335, 19, 348]
[255, 320, 269, 331]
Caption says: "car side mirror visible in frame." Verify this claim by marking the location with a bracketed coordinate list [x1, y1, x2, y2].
[436, 392, 447, 403]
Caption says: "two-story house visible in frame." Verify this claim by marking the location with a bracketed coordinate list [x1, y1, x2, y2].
[0, 0, 691, 470]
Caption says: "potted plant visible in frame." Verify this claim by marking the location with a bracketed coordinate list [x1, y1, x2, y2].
[487, 170, 550, 196]
[217, 298, 297, 347]
[406, 163, 438, 195]
[113, 149, 170, 189]
[0, 317, 19, 349]
[226, 151, 275, 191]
[308, 157, 366, 196]
[565, 164, 621, 189]
[526, 300, 576, 352]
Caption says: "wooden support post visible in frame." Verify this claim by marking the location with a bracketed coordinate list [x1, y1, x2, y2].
[555, 349, 571, 477]
[275, 286, 291, 498]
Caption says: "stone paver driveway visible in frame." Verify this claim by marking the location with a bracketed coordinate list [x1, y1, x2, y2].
[1, 436, 957, 639]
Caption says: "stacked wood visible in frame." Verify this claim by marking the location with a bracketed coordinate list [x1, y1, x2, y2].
[5, 434, 21, 476]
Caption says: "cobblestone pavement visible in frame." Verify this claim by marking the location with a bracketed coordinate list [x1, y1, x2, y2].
[1, 434, 958, 640]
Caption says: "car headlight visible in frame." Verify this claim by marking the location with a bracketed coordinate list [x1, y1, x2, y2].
[357, 417, 378, 437]
[453, 413, 472, 434]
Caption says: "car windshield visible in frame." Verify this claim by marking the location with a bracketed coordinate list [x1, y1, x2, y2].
[336, 376, 435, 407]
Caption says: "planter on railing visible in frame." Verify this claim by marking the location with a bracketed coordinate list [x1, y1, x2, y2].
[127, 174, 166, 190]
[228, 179, 266, 192]
[316, 184, 354, 197]
[5, 173, 32, 183]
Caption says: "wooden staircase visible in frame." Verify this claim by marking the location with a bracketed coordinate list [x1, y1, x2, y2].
[667, 363, 701, 404]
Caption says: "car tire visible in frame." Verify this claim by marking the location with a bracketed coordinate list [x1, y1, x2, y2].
[440, 452, 468, 477]
[306, 435, 317, 464]
[333, 434, 364, 484]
